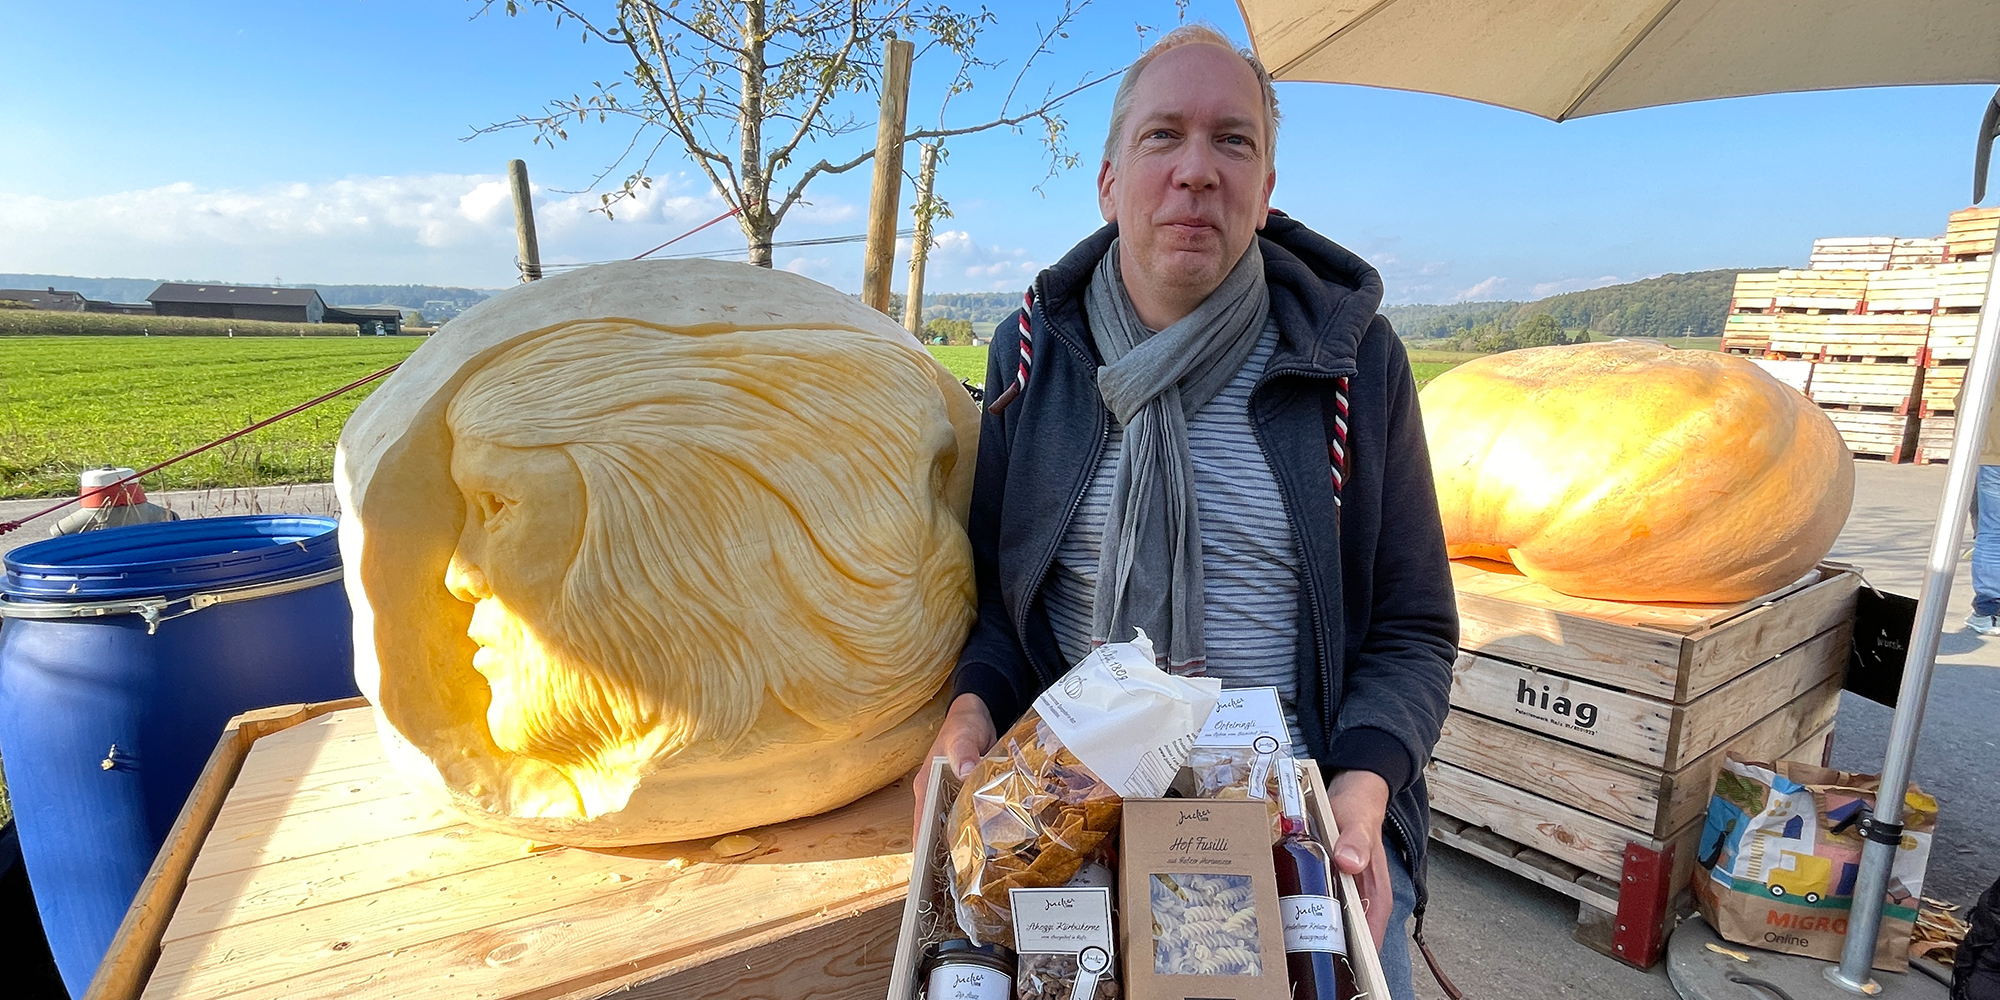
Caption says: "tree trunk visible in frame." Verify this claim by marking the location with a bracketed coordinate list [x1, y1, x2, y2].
[903, 142, 941, 337]
[739, 1, 772, 267]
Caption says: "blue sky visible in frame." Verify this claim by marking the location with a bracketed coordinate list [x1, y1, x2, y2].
[2, 0, 1993, 303]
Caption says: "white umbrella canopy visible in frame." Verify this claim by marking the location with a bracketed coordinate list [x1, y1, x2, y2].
[1239, 0, 2000, 121]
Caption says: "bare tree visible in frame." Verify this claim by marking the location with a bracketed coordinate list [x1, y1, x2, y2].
[479, 0, 1115, 267]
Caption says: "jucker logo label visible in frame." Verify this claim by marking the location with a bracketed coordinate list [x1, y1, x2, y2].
[1280, 895, 1347, 955]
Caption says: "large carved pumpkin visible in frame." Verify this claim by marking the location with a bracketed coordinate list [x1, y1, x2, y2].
[1420, 342, 1853, 603]
[335, 260, 978, 846]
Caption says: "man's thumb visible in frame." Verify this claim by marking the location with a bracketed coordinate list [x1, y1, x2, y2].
[1333, 829, 1369, 875]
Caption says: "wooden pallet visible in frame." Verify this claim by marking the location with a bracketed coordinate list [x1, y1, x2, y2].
[1728, 272, 1779, 312]
[1769, 313, 1928, 360]
[1918, 412, 1956, 465]
[1891, 238, 1950, 269]
[1806, 361, 1920, 411]
[1429, 722, 1835, 969]
[1928, 313, 1981, 363]
[1822, 407, 1917, 460]
[1931, 259, 1992, 309]
[1771, 269, 1870, 312]
[91, 705, 913, 1000]
[1810, 237, 1897, 271]
[1947, 206, 2000, 259]
[1921, 362, 1965, 416]
[1721, 313, 1776, 353]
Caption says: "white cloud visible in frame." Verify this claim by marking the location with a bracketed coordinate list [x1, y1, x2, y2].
[923, 230, 1041, 291]
[1454, 276, 1509, 301]
[0, 173, 732, 287]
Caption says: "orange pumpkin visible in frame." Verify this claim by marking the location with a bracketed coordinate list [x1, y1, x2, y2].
[1419, 342, 1853, 603]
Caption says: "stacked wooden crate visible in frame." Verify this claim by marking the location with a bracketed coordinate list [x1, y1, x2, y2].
[1720, 271, 1778, 357]
[1809, 237, 1896, 270]
[1947, 206, 2000, 259]
[1891, 238, 1950, 268]
[1429, 560, 1859, 969]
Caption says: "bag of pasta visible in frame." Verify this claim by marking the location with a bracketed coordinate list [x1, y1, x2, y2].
[949, 630, 1219, 946]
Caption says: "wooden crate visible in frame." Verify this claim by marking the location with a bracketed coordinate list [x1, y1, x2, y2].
[1823, 407, 1918, 460]
[1721, 313, 1776, 354]
[1433, 559, 1858, 968]
[90, 705, 913, 1000]
[1917, 412, 1956, 465]
[1810, 237, 1896, 271]
[1864, 267, 1941, 313]
[1921, 362, 1965, 416]
[1930, 259, 1993, 310]
[1729, 271, 1778, 312]
[1771, 269, 1870, 312]
[1806, 361, 1920, 411]
[1891, 238, 1950, 269]
[1929, 312, 1981, 363]
[1947, 206, 1999, 259]
[1769, 314, 1929, 360]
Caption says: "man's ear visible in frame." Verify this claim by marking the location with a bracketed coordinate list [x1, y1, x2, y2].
[1255, 168, 1276, 230]
[1097, 158, 1118, 223]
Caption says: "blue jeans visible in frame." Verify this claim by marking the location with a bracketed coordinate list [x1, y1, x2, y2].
[1976, 466, 2000, 617]
[1380, 841, 1419, 1000]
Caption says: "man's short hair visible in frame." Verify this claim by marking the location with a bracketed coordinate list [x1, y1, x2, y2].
[1102, 23, 1281, 165]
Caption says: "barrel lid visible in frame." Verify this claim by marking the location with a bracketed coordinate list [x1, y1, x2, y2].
[2, 515, 341, 600]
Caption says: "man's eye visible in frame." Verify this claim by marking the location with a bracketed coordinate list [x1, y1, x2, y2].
[1147, 129, 1174, 140]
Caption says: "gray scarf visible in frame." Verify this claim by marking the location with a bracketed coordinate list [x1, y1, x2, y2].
[1084, 239, 1270, 670]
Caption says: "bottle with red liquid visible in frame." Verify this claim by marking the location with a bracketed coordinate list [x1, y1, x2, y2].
[1272, 758, 1360, 1000]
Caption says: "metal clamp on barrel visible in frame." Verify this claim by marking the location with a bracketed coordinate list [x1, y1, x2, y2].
[0, 566, 345, 635]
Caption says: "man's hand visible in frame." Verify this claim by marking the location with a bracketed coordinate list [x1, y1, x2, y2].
[913, 693, 997, 834]
[1324, 768, 1394, 950]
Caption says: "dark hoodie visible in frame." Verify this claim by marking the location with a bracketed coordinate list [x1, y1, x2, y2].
[951, 212, 1458, 907]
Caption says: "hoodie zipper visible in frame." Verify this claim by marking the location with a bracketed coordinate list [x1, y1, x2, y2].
[1247, 364, 1353, 756]
[1012, 274, 1109, 687]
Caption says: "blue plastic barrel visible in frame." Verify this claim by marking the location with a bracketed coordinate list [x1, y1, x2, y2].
[0, 515, 361, 996]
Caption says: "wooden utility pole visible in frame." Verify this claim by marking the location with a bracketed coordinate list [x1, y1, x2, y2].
[902, 141, 941, 339]
[508, 159, 543, 282]
[862, 38, 914, 314]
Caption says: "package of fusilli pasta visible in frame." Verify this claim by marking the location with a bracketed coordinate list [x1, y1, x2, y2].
[949, 630, 1219, 947]
[1119, 798, 1288, 1000]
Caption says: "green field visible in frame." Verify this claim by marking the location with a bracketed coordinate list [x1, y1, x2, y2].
[0, 339, 1475, 500]
[2, 337, 425, 498]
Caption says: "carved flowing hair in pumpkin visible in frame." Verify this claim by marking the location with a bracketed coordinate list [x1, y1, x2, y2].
[444, 321, 972, 814]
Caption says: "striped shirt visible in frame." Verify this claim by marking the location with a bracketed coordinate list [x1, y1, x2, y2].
[1044, 318, 1305, 750]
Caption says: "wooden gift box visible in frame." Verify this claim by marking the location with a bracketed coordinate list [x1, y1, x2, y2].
[1429, 559, 1859, 969]
[889, 758, 1389, 1000]
[88, 701, 914, 1000]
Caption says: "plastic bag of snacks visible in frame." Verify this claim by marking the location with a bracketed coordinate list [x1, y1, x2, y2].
[949, 630, 1219, 946]
[1011, 886, 1119, 1000]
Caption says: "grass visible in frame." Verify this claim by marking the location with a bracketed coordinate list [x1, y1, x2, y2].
[2, 337, 424, 498]
[927, 345, 989, 384]
[0, 310, 393, 338]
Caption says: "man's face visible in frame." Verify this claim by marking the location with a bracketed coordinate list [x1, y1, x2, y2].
[443, 436, 594, 755]
[1098, 43, 1275, 304]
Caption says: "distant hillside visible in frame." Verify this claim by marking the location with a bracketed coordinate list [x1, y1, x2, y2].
[0, 274, 494, 318]
[1384, 268, 1779, 342]
[890, 291, 1022, 328]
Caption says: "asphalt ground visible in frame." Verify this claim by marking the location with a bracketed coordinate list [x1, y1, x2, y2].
[2, 463, 1993, 998]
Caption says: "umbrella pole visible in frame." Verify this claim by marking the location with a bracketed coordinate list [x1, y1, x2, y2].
[1826, 243, 2000, 994]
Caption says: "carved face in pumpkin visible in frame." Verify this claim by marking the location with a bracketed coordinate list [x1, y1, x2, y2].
[429, 320, 972, 819]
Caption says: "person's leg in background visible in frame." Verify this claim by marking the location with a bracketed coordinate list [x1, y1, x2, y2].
[1970, 465, 2000, 633]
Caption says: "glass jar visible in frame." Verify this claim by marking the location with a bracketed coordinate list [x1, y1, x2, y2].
[921, 939, 1016, 1000]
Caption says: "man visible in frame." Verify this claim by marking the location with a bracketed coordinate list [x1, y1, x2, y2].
[1964, 382, 2000, 635]
[923, 24, 1457, 1000]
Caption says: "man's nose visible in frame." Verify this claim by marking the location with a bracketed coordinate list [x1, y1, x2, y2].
[1171, 138, 1222, 190]
[445, 552, 493, 603]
